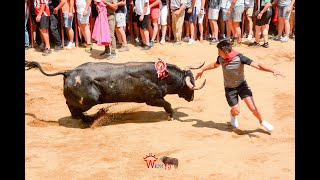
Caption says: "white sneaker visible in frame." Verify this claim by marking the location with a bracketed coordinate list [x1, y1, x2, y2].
[188, 39, 195, 45]
[247, 33, 253, 41]
[230, 113, 238, 128]
[261, 120, 274, 132]
[65, 42, 75, 49]
[160, 38, 165, 45]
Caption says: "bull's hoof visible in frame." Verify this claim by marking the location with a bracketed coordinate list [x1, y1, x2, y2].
[167, 115, 173, 121]
[82, 116, 95, 124]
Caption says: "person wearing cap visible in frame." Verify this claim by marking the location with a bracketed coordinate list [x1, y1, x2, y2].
[195, 39, 285, 132]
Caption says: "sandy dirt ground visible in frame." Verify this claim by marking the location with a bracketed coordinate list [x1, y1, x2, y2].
[25, 36, 295, 179]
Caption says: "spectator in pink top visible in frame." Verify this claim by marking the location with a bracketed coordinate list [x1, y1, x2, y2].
[148, 0, 160, 47]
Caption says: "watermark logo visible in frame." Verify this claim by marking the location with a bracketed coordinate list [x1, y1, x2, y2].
[143, 153, 178, 170]
[143, 153, 159, 168]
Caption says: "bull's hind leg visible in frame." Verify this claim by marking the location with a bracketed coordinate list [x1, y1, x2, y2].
[66, 101, 94, 123]
[145, 98, 174, 121]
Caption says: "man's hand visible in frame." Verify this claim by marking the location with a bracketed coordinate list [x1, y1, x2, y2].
[187, 8, 192, 13]
[139, 15, 144, 21]
[53, 8, 59, 14]
[286, 6, 292, 13]
[195, 70, 203, 80]
[273, 70, 285, 78]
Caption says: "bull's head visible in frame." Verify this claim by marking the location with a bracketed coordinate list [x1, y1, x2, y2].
[179, 62, 206, 101]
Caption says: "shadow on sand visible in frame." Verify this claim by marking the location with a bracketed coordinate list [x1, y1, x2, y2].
[26, 107, 271, 137]
[173, 107, 271, 138]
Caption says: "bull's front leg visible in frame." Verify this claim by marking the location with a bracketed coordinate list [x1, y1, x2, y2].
[145, 98, 174, 121]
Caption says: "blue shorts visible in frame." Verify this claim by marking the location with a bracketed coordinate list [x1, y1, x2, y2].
[63, 12, 74, 28]
[184, 7, 196, 22]
[278, 5, 291, 19]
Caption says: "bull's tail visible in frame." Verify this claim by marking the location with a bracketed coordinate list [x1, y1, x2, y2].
[25, 60, 69, 77]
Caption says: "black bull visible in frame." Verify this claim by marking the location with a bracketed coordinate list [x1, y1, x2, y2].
[25, 61, 206, 122]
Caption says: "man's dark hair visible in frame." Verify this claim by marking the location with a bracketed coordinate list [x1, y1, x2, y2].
[217, 38, 232, 53]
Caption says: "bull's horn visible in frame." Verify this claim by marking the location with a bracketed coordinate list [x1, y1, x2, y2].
[184, 62, 205, 70]
[192, 79, 206, 90]
[185, 76, 206, 90]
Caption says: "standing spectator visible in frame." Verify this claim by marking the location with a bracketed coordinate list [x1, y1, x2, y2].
[76, 0, 93, 52]
[60, 0, 76, 49]
[218, 6, 226, 40]
[25, 0, 30, 50]
[135, 0, 152, 50]
[227, 0, 244, 46]
[249, 0, 272, 48]
[148, 0, 160, 47]
[159, 0, 168, 45]
[170, 0, 187, 45]
[243, 0, 254, 40]
[99, 0, 118, 60]
[220, 0, 235, 40]
[271, 0, 295, 43]
[115, 0, 130, 51]
[288, 2, 294, 39]
[48, 0, 63, 51]
[34, 0, 52, 56]
[183, 0, 196, 45]
[30, 0, 42, 47]
[132, 0, 142, 44]
[195, 0, 206, 42]
[92, 0, 112, 45]
[208, 0, 220, 44]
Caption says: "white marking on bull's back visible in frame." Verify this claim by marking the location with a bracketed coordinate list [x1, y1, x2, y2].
[74, 76, 81, 86]
[79, 97, 84, 105]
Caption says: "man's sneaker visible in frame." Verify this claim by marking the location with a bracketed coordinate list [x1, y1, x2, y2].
[149, 40, 155, 47]
[261, 42, 269, 48]
[135, 37, 141, 45]
[219, 34, 226, 41]
[116, 43, 122, 49]
[143, 45, 151, 50]
[85, 44, 92, 52]
[289, 33, 295, 39]
[118, 45, 129, 52]
[160, 38, 165, 45]
[261, 120, 274, 132]
[230, 113, 238, 128]
[42, 48, 52, 56]
[65, 42, 75, 50]
[54, 45, 63, 52]
[99, 48, 111, 56]
[271, 35, 281, 41]
[210, 38, 219, 45]
[247, 33, 253, 41]
[107, 53, 117, 60]
[188, 39, 195, 45]
[281, 36, 289, 43]
[39, 43, 45, 51]
[173, 41, 181, 46]
[182, 36, 189, 42]
[248, 41, 260, 47]
[231, 41, 241, 47]
[81, 42, 87, 48]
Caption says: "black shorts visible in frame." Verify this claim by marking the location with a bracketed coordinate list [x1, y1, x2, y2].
[132, 12, 139, 23]
[184, 7, 196, 22]
[256, 7, 272, 26]
[224, 81, 253, 107]
[137, 14, 149, 29]
[36, 16, 50, 29]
